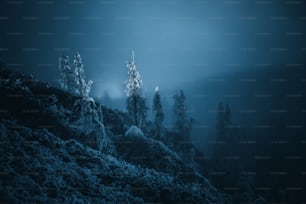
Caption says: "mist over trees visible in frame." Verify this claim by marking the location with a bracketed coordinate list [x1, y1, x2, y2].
[58, 51, 204, 168]
[54, 51, 298, 203]
[0, 48, 293, 203]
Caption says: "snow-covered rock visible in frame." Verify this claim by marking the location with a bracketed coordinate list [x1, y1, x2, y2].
[125, 125, 144, 137]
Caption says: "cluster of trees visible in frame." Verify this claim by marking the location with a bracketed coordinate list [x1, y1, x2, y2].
[123, 51, 195, 163]
[124, 51, 193, 140]
[58, 51, 193, 141]
[56, 51, 301, 203]
[57, 51, 194, 164]
[58, 52, 93, 97]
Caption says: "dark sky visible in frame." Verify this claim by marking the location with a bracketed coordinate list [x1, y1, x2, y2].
[1, 0, 306, 152]
[1, 0, 306, 98]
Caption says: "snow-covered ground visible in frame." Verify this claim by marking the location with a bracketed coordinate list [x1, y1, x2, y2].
[0, 67, 231, 203]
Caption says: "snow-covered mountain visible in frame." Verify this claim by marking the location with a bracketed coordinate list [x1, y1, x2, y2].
[0, 67, 232, 203]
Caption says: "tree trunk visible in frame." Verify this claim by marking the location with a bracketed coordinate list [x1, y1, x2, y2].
[133, 95, 138, 126]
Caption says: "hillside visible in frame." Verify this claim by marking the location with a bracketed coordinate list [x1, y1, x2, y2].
[0, 67, 231, 203]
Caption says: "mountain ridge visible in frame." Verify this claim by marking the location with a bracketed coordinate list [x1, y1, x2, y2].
[0, 66, 231, 203]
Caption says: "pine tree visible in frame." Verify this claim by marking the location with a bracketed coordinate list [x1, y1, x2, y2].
[173, 89, 192, 136]
[73, 52, 93, 97]
[173, 90, 185, 131]
[224, 103, 231, 125]
[216, 102, 232, 137]
[213, 102, 240, 188]
[172, 89, 194, 163]
[152, 86, 164, 138]
[216, 101, 226, 136]
[124, 51, 147, 128]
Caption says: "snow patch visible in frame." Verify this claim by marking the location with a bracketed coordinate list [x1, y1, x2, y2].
[125, 126, 144, 137]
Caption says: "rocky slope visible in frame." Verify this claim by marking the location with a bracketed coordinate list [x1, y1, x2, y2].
[0, 67, 230, 203]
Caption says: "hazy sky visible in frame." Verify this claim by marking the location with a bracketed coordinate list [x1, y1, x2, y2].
[1, 0, 306, 98]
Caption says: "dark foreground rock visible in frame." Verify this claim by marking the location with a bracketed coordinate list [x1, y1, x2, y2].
[0, 120, 228, 203]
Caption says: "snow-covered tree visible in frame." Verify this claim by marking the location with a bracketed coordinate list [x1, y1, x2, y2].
[59, 55, 77, 94]
[73, 52, 92, 97]
[124, 51, 142, 97]
[58, 53, 92, 97]
[124, 51, 147, 128]
[152, 86, 164, 138]
[173, 89, 192, 136]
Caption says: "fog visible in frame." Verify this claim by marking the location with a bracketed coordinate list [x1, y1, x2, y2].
[1, 0, 306, 151]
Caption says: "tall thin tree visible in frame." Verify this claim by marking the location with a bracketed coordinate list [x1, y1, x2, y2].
[173, 89, 192, 136]
[124, 51, 147, 127]
[73, 52, 92, 97]
[59, 55, 77, 94]
[153, 86, 164, 138]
